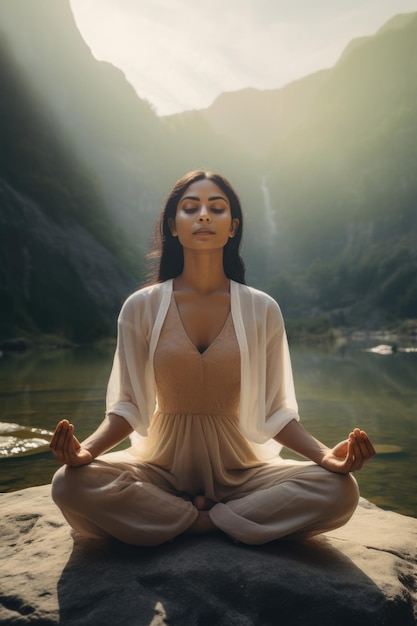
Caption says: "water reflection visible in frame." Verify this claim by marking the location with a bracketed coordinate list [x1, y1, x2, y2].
[0, 346, 113, 491]
[0, 342, 416, 517]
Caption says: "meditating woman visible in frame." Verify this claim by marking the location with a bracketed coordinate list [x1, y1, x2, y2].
[50, 170, 375, 546]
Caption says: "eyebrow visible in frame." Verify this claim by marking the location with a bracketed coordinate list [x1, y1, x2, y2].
[180, 195, 228, 203]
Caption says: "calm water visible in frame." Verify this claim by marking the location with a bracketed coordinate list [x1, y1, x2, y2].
[0, 341, 416, 517]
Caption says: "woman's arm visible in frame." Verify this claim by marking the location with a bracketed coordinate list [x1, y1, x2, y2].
[50, 413, 133, 467]
[274, 419, 376, 474]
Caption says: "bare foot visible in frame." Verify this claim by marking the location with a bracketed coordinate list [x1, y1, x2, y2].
[193, 495, 216, 511]
[184, 495, 218, 535]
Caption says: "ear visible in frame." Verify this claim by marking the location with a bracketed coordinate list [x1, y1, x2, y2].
[229, 218, 239, 238]
[168, 217, 177, 236]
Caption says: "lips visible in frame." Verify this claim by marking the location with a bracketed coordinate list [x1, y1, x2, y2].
[194, 229, 215, 235]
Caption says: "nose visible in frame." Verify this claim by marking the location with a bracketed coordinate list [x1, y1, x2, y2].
[198, 205, 211, 222]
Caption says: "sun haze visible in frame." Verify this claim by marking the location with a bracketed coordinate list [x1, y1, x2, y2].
[69, 0, 417, 116]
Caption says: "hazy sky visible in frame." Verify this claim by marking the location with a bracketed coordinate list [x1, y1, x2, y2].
[69, 0, 417, 116]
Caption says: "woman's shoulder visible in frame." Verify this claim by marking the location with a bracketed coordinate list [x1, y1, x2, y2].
[119, 280, 172, 317]
[232, 281, 284, 330]
[233, 281, 282, 312]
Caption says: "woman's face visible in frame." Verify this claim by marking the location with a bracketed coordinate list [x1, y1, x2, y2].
[169, 179, 239, 251]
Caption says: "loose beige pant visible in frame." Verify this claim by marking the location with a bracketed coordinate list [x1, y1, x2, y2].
[51, 450, 359, 546]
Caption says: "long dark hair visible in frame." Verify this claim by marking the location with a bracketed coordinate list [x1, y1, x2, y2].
[148, 170, 246, 284]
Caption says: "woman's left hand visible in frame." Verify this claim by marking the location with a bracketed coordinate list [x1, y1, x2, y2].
[321, 428, 376, 474]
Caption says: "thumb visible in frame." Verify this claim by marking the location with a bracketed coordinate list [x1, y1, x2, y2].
[345, 437, 357, 468]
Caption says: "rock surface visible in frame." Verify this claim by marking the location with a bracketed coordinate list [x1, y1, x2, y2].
[0, 485, 416, 625]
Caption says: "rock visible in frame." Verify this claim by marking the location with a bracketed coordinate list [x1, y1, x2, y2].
[0, 485, 416, 625]
[366, 344, 397, 355]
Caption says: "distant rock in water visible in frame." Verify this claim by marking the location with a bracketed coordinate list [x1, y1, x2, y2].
[366, 344, 397, 355]
[366, 344, 417, 355]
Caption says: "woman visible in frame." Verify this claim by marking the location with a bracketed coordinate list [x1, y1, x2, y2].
[50, 170, 375, 546]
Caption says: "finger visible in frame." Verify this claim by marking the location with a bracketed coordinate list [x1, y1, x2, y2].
[353, 428, 376, 455]
[359, 431, 377, 457]
[351, 431, 375, 463]
[61, 424, 73, 464]
[351, 429, 370, 451]
[63, 423, 78, 458]
[339, 438, 356, 472]
[349, 433, 362, 456]
[348, 436, 364, 471]
[60, 421, 73, 451]
[54, 422, 74, 464]
[49, 419, 65, 449]
[50, 419, 69, 452]
[354, 433, 371, 460]
[360, 439, 376, 460]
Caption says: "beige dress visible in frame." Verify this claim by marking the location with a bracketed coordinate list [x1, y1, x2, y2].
[51, 298, 359, 546]
[143, 296, 265, 500]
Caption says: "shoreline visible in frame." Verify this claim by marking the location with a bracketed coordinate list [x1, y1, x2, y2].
[1, 320, 417, 353]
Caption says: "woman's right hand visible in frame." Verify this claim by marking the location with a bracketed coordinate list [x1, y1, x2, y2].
[50, 419, 93, 467]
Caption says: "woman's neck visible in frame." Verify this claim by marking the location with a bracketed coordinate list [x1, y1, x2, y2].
[175, 249, 229, 295]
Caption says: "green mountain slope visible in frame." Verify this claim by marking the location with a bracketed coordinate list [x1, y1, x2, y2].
[0, 2, 416, 340]
[188, 12, 417, 328]
[262, 12, 417, 326]
[0, 36, 136, 341]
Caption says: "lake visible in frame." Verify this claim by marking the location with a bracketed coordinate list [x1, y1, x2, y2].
[0, 340, 416, 518]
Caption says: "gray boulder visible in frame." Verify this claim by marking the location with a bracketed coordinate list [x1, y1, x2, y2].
[1, 485, 416, 625]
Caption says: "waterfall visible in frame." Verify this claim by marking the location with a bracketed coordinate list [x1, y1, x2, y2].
[260, 175, 277, 240]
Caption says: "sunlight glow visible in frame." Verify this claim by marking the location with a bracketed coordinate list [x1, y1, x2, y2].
[68, 0, 417, 115]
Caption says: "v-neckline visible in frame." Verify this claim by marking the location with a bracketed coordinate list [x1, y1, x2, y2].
[171, 295, 231, 356]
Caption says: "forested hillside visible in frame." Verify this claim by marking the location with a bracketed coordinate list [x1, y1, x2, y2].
[263, 12, 417, 327]
[180, 12, 417, 329]
[0, 1, 416, 342]
[0, 35, 136, 341]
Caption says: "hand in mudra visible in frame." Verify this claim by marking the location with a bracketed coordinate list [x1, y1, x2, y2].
[50, 419, 93, 467]
[321, 428, 376, 474]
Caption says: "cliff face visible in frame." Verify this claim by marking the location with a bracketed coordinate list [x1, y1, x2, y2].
[0, 3, 140, 341]
[0, 0, 252, 342]
[0, 178, 134, 341]
[0, 485, 416, 625]
[0, 0, 167, 234]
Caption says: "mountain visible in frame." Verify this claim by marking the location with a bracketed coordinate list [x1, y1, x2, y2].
[0, 0, 266, 296]
[0, 0, 258, 248]
[0, 0, 168, 246]
[190, 12, 417, 162]
[167, 69, 331, 158]
[262, 12, 417, 326]
[0, 35, 136, 341]
[180, 12, 417, 328]
[0, 2, 416, 341]
[0, 0, 259, 341]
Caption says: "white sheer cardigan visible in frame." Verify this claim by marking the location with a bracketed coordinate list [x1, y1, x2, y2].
[106, 279, 300, 459]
